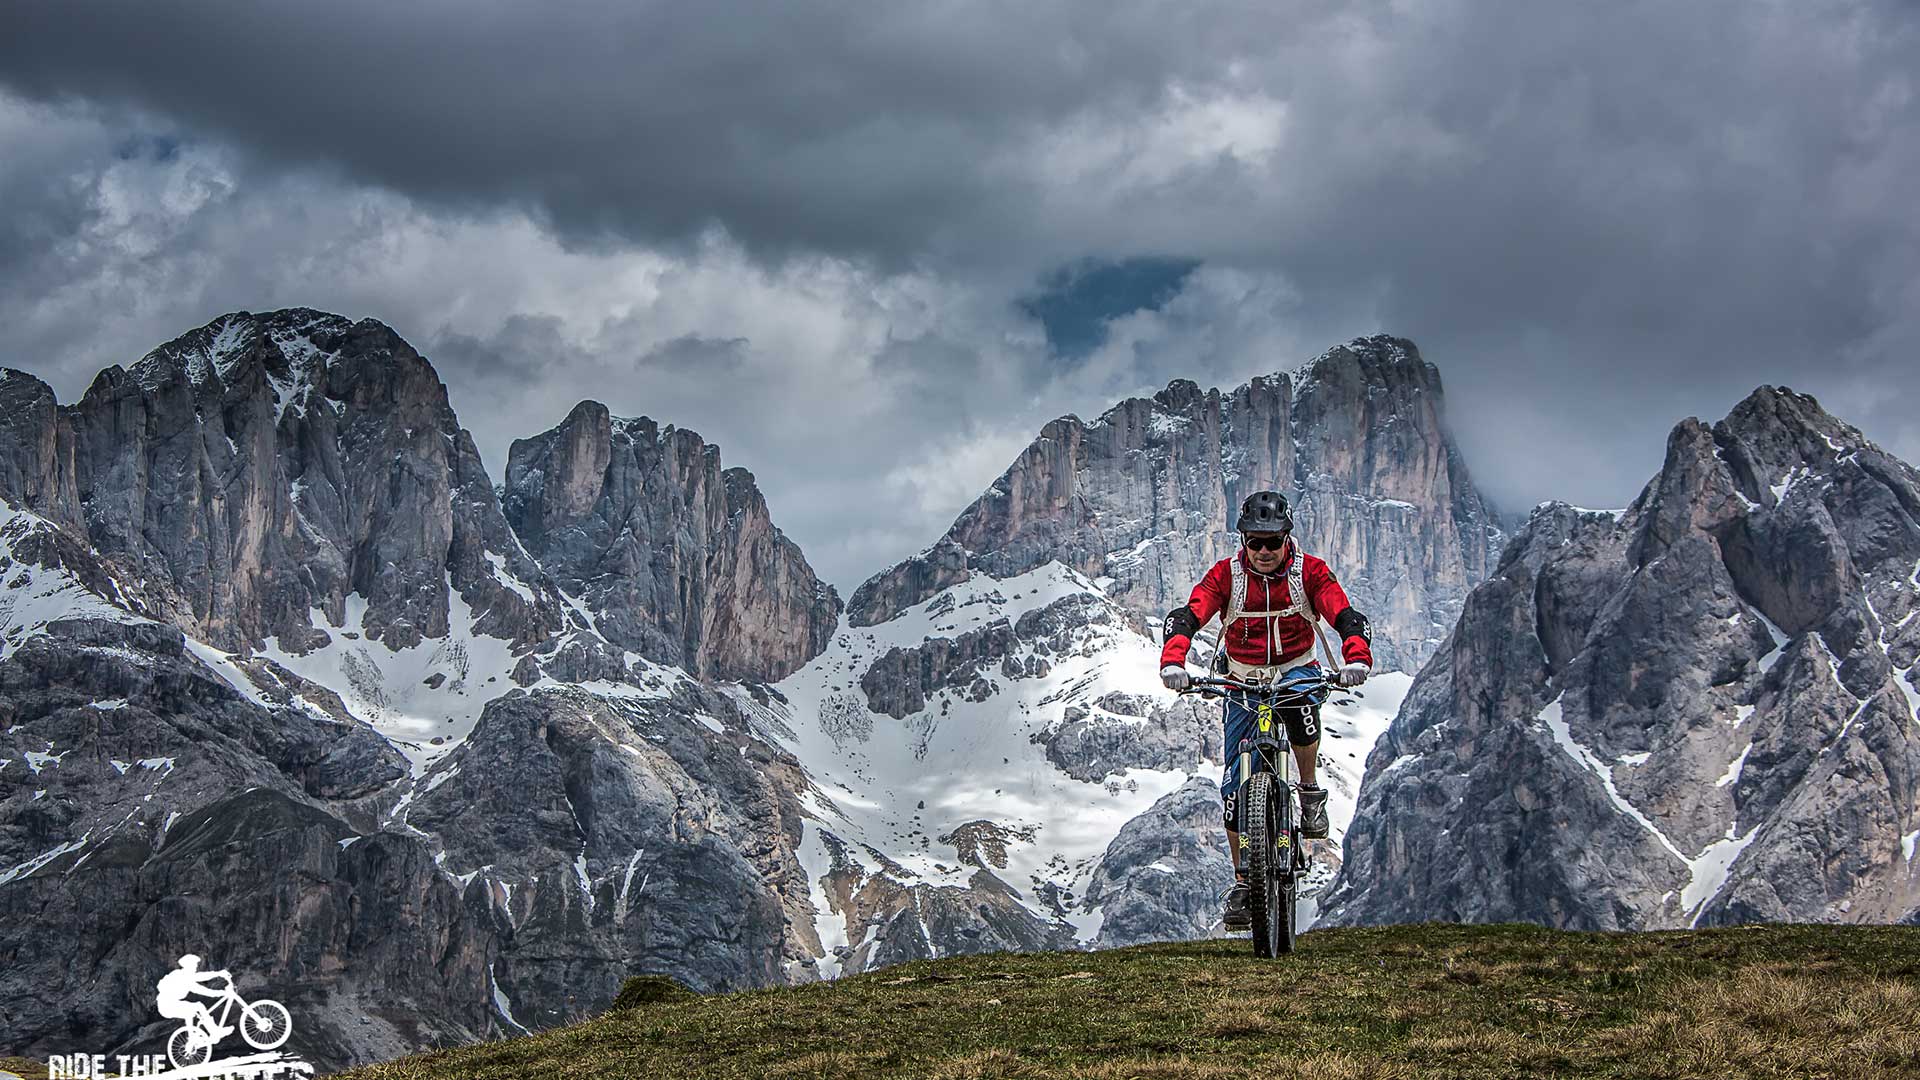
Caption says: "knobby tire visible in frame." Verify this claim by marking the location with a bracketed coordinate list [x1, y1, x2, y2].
[1243, 772, 1296, 958]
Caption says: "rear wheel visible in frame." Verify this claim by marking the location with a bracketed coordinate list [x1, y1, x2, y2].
[168, 1026, 211, 1070]
[1243, 773, 1295, 958]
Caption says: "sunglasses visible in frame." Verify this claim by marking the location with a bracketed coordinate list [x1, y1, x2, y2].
[1241, 533, 1289, 552]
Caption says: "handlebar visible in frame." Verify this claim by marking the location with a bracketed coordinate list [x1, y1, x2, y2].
[1175, 673, 1336, 699]
[1180, 676, 1267, 693]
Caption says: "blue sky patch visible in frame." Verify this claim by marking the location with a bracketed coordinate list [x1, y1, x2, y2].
[1020, 256, 1201, 359]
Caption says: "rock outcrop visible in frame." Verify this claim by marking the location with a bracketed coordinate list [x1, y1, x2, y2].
[1079, 776, 1239, 947]
[1322, 387, 1920, 929]
[503, 401, 840, 684]
[1035, 696, 1218, 782]
[846, 336, 1506, 674]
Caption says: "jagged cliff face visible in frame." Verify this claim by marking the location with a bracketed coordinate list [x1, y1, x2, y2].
[846, 336, 1505, 674]
[0, 311, 844, 1071]
[503, 401, 839, 684]
[0, 310, 562, 654]
[1323, 387, 1920, 929]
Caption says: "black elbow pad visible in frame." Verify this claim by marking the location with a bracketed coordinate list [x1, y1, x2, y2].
[1163, 605, 1201, 642]
[1334, 607, 1371, 644]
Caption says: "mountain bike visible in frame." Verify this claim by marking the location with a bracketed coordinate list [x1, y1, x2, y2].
[165, 975, 293, 1068]
[1179, 669, 1332, 957]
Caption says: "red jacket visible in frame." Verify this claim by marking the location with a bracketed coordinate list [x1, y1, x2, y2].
[1160, 546, 1373, 670]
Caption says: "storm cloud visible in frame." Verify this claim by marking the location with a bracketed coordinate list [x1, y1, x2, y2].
[1, 0, 1916, 589]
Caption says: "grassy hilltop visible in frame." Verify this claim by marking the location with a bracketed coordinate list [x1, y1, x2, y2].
[335, 923, 1920, 1080]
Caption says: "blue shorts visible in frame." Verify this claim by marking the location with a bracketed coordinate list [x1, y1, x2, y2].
[1219, 673, 1321, 827]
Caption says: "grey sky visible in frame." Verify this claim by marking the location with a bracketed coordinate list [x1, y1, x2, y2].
[2, 0, 1916, 592]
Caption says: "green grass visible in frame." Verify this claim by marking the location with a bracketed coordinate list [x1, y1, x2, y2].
[336, 923, 1920, 1079]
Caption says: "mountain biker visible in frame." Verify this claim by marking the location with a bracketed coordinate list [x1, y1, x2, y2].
[156, 954, 235, 1042]
[1157, 490, 1373, 929]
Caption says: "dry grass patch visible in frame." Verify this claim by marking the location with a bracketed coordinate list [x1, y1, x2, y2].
[1200, 1012, 1281, 1039]
[0, 1056, 48, 1079]
[1404, 1026, 1565, 1072]
[1066, 1054, 1254, 1079]
[1615, 968, 1920, 1078]
[1070, 1051, 1407, 1080]
[764, 1048, 901, 1077]
[920, 1048, 1052, 1079]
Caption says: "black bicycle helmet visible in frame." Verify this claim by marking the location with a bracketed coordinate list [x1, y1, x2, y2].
[1234, 490, 1293, 534]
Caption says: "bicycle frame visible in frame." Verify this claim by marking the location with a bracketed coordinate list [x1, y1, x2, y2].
[1232, 694, 1297, 800]
[185, 983, 243, 1048]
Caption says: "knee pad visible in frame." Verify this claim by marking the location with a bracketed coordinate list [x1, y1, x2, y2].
[1285, 705, 1320, 745]
[1222, 788, 1238, 831]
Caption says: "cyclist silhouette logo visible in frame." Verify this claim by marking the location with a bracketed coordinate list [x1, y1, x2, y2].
[41, 954, 312, 1077]
[155, 954, 294, 1070]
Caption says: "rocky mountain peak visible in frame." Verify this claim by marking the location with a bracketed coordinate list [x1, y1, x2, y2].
[2, 311, 858, 1069]
[1326, 384, 1920, 930]
[0, 307, 564, 657]
[847, 334, 1505, 673]
[504, 400, 840, 684]
[1150, 377, 1208, 412]
[121, 308, 352, 393]
[1286, 334, 1432, 406]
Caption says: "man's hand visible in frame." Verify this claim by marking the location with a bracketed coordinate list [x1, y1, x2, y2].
[1160, 665, 1190, 691]
[1336, 662, 1370, 687]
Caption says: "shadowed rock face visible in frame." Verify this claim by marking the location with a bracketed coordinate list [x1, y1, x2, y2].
[846, 336, 1506, 675]
[503, 401, 841, 684]
[1323, 387, 1920, 930]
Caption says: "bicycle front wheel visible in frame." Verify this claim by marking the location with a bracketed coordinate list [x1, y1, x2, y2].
[241, 999, 293, 1050]
[1242, 772, 1295, 958]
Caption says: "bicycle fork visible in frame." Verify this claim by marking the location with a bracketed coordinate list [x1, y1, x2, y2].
[1236, 734, 1305, 872]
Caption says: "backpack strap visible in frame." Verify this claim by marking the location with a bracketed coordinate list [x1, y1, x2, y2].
[1288, 549, 1339, 668]
[1227, 555, 1248, 624]
[1285, 552, 1311, 620]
